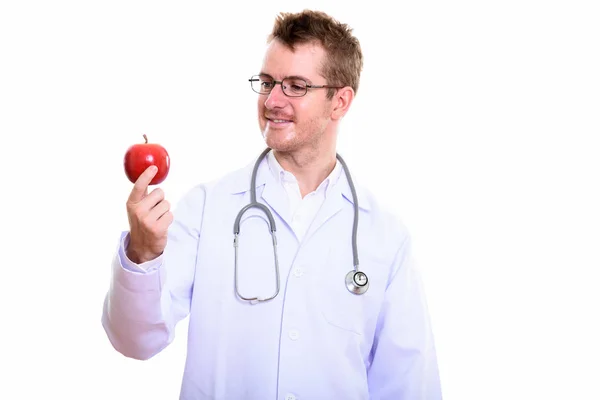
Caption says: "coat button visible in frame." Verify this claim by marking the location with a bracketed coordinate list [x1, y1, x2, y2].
[288, 330, 300, 341]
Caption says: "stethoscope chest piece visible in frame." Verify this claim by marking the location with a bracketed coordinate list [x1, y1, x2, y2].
[345, 270, 369, 295]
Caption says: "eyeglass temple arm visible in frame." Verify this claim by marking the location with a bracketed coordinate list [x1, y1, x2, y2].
[306, 84, 344, 89]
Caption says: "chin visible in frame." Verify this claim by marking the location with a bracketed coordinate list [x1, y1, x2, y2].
[265, 137, 292, 152]
[263, 129, 299, 152]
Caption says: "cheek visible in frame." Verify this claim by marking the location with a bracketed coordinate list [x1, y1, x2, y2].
[257, 97, 264, 113]
[297, 103, 327, 126]
[257, 100, 268, 125]
[293, 102, 311, 121]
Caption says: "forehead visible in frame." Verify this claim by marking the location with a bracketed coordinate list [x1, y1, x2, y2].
[260, 39, 326, 81]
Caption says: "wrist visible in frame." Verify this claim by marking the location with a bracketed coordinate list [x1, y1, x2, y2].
[125, 243, 159, 264]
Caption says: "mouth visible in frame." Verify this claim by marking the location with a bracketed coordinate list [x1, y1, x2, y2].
[265, 117, 293, 128]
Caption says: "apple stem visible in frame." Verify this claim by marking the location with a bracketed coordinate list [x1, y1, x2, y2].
[143, 134, 148, 144]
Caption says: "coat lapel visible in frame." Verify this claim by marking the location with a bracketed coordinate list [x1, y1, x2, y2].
[259, 175, 292, 228]
[229, 149, 371, 244]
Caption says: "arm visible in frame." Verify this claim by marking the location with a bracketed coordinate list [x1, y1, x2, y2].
[101, 185, 206, 360]
[368, 235, 443, 399]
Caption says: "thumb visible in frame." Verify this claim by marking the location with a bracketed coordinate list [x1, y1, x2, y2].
[128, 165, 158, 203]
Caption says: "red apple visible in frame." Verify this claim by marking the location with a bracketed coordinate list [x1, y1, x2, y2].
[124, 134, 170, 185]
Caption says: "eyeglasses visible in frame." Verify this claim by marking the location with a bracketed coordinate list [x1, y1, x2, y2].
[249, 74, 344, 97]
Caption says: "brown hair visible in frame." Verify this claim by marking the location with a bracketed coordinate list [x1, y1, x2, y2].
[267, 9, 364, 99]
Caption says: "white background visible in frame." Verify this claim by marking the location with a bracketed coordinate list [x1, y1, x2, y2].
[1, 0, 599, 399]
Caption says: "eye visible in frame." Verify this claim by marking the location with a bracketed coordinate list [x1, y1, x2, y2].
[257, 74, 274, 89]
[286, 79, 307, 94]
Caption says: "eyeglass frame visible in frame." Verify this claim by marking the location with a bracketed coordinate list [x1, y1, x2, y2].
[248, 73, 345, 97]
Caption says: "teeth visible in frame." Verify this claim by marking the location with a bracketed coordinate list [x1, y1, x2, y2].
[272, 119, 289, 123]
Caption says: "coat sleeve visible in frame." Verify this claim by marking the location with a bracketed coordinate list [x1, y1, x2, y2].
[367, 234, 443, 399]
[101, 185, 207, 360]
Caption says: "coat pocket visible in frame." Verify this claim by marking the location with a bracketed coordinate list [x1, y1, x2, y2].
[310, 241, 389, 336]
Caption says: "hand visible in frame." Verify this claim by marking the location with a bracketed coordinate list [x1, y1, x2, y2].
[125, 165, 174, 264]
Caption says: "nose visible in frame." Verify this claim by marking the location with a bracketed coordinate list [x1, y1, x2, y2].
[264, 82, 288, 110]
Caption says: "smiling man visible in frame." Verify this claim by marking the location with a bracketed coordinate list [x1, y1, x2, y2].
[253, 37, 350, 198]
[102, 9, 443, 400]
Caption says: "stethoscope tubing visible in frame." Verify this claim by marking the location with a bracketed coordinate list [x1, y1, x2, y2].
[233, 148, 368, 302]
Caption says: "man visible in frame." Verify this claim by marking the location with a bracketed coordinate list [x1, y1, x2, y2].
[102, 9, 442, 400]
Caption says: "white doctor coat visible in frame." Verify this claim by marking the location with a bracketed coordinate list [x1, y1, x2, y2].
[102, 153, 442, 400]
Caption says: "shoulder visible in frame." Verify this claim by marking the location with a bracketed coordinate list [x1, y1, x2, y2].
[354, 181, 413, 260]
[176, 160, 254, 205]
[358, 182, 410, 236]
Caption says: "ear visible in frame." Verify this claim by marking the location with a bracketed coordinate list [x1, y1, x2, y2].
[330, 86, 355, 120]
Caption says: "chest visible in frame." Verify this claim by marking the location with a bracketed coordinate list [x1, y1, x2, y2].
[192, 195, 392, 340]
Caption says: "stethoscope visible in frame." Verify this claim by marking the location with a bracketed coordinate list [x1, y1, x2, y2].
[233, 147, 369, 303]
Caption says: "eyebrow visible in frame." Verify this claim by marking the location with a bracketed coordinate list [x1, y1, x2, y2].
[259, 72, 314, 84]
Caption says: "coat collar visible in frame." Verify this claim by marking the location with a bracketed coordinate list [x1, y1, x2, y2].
[228, 151, 372, 212]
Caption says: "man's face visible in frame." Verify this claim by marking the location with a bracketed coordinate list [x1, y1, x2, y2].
[257, 39, 334, 153]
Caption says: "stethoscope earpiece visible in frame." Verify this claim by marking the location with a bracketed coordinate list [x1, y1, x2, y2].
[345, 270, 369, 295]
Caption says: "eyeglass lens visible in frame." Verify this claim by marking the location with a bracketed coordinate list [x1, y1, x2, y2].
[251, 75, 308, 97]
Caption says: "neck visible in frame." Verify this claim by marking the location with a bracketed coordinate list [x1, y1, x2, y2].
[273, 145, 337, 198]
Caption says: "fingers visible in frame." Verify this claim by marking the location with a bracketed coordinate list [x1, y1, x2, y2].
[127, 186, 164, 214]
[124, 168, 173, 262]
[142, 208, 173, 241]
[126, 185, 168, 233]
[144, 187, 165, 209]
[148, 199, 170, 221]
[143, 210, 171, 236]
[156, 210, 174, 232]
[128, 166, 158, 203]
[132, 188, 171, 230]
